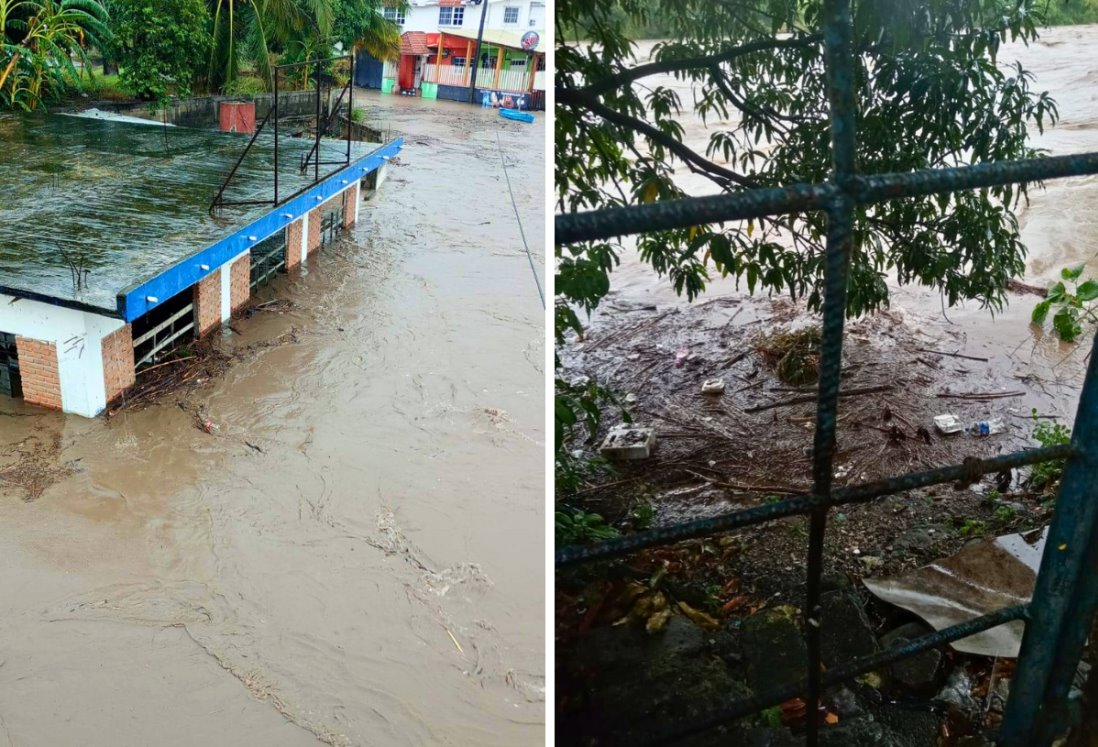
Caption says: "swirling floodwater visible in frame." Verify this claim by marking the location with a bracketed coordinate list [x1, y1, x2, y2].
[0, 93, 545, 746]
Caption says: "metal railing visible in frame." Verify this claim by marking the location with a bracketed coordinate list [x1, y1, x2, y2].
[210, 55, 356, 215]
[554, 1, 1098, 745]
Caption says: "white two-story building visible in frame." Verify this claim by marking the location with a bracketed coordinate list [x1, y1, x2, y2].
[357, 0, 546, 107]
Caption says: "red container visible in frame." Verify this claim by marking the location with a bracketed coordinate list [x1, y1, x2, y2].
[219, 101, 256, 134]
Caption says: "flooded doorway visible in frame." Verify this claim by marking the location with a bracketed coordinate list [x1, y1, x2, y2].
[0, 331, 21, 398]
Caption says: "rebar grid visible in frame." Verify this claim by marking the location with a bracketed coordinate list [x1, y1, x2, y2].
[555, 1, 1098, 744]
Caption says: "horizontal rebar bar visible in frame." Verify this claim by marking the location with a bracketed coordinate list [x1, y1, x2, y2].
[643, 604, 1030, 745]
[557, 444, 1075, 565]
[555, 152, 1098, 245]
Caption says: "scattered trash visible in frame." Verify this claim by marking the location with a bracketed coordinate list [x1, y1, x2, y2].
[934, 414, 964, 435]
[202, 420, 218, 434]
[625, 393, 638, 405]
[864, 527, 1046, 657]
[701, 379, 725, 395]
[674, 347, 689, 368]
[970, 417, 1006, 436]
[600, 425, 657, 460]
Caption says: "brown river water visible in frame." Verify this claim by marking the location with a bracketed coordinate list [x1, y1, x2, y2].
[0, 93, 545, 746]
[603, 26, 1098, 419]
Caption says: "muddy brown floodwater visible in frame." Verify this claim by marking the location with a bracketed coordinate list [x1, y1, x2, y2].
[0, 92, 545, 746]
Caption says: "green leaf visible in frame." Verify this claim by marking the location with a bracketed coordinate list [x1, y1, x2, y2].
[1031, 299, 1051, 326]
[555, 400, 577, 427]
[1047, 281, 1067, 303]
[1053, 308, 1083, 342]
[1076, 280, 1098, 303]
[1062, 264, 1085, 282]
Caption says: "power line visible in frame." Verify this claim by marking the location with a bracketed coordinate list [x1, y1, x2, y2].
[496, 131, 544, 309]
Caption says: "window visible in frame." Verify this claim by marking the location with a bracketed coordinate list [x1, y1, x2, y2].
[529, 17, 536, 26]
[510, 57, 527, 68]
[503, 6, 519, 24]
[382, 7, 406, 24]
[438, 6, 464, 26]
[451, 56, 466, 68]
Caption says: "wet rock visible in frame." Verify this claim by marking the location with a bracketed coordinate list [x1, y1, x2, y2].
[936, 667, 980, 722]
[820, 589, 879, 668]
[821, 572, 853, 592]
[875, 707, 942, 747]
[561, 616, 752, 745]
[825, 685, 866, 718]
[894, 527, 936, 553]
[879, 621, 944, 693]
[742, 605, 805, 694]
[819, 715, 890, 746]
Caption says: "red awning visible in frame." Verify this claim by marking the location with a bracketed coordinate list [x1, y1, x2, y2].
[425, 33, 472, 51]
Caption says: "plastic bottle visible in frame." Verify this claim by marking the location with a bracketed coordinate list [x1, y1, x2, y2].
[971, 417, 1006, 436]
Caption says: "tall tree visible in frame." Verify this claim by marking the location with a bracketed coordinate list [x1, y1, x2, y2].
[108, 0, 210, 101]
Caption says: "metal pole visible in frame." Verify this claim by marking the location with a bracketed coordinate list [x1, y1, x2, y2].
[274, 66, 279, 204]
[347, 53, 353, 162]
[468, 0, 489, 103]
[314, 60, 321, 183]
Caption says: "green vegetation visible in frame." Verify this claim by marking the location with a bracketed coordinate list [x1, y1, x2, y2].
[108, 0, 210, 102]
[1031, 410, 1071, 493]
[1, 0, 110, 109]
[957, 518, 988, 537]
[1032, 264, 1098, 343]
[758, 327, 821, 385]
[2, 0, 405, 109]
[557, 507, 622, 546]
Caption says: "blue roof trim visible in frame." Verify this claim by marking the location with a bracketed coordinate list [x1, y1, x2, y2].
[117, 137, 404, 322]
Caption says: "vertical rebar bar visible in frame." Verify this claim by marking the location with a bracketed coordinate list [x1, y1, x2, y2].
[315, 60, 321, 184]
[347, 53, 354, 163]
[1000, 328, 1098, 745]
[274, 66, 280, 204]
[805, 2, 856, 744]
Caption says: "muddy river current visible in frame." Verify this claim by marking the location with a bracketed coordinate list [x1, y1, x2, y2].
[0, 94, 545, 746]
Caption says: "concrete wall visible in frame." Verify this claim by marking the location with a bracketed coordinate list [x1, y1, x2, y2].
[105, 90, 323, 129]
[0, 294, 126, 417]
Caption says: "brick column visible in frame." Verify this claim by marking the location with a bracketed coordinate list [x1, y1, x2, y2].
[286, 219, 304, 270]
[343, 183, 360, 229]
[101, 325, 135, 404]
[230, 254, 251, 312]
[193, 271, 222, 337]
[307, 206, 323, 253]
[15, 336, 61, 410]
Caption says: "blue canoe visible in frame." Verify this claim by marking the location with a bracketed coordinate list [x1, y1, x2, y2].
[500, 108, 535, 124]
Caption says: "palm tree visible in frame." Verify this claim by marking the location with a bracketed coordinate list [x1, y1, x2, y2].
[206, 0, 400, 93]
[1, 0, 109, 109]
[207, 0, 334, 92]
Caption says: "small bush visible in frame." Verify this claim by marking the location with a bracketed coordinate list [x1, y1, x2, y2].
[224, 76, 267, 97]
[556, 507, 621, 546]
[1031, 411, 1071, 492]
[758, 327, 821, 385]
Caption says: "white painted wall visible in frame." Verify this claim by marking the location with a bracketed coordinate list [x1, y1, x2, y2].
[219, 250, 250, 322]
[399, 0, 545, 33]
[0, 293, 125, 417]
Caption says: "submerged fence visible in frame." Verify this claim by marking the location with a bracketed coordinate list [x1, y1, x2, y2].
[555, 1, 1098, 744]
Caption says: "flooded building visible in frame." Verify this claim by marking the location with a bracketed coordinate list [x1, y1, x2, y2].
[0, 112, 401, 417]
